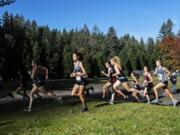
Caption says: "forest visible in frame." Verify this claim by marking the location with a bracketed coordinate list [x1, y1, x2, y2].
[0, 11, 180, 80]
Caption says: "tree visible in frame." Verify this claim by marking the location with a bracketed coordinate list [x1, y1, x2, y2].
[159, 19, 174, 38]
[0, 0, 15, 7]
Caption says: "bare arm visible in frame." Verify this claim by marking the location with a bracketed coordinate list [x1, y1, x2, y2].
[147, 73, 153, 83]
[112, 65, 120, 77]
[31, 67, 36, 80]
[154, 67, 158, 75]
[76, 62, 87, 77]
[44, 67, 48, 80]
[164, 67, 170, 77]
[101, 69, 111, 77]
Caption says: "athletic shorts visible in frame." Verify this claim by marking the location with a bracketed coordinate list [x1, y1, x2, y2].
[134, 84, 141, 91]
[161, 80, 168, 89]
[118, 77, 128, 83]
[33, 80, 46, 87]
[75, 78, 88, 86]
[145, 83, 153, 94]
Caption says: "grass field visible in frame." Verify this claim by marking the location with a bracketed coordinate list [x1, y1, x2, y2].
[0, 79, 180, 135]
[0, 99, 180, 135]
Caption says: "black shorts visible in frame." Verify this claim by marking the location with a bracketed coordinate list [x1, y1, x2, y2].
[134, 84, 141, 91]
[145, 83, 153, 94]
[118, 77, 128, 83]
[161, 80, 168, 89]
[33, 80, 46, 87]
[75, 78, 88, 86]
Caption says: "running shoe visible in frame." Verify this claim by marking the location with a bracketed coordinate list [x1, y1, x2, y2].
[151, 99, 159, 104]
[173, 99, 178, 107]
[24, 107, 32, 112]
[81, 107, 88, 113]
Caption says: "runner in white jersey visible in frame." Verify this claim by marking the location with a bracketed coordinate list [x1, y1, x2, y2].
[151, 60, 178, 106]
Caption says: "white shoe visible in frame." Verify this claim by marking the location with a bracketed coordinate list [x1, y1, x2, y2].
[24, 107, 32, 112]
[151, 99, 159, 104]
[173, 100, 178, 107]
[108, 100, 114, 105]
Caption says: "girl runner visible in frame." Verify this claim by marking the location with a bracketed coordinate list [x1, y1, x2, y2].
[101, 61, 116, 101]
[110, 56, 142, 104]
[70, 52, 88, 112]
[152, 60, 178, 106]
[24, 59, 62, 112]
[130, 72, 144, 102]
[143, 66, 153, 104]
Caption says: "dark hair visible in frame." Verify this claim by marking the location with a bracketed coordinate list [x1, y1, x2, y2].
[144, 66, 150, 72]
[73, 52, 83, 61]
[106, 61, 111, 66]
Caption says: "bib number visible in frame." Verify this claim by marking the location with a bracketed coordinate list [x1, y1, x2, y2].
[76, 76, 81, 81]
[158, 74, 162, 80]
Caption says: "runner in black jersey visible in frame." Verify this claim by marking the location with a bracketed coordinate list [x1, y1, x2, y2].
[101, 61, 116, 100]
[24, 59, 62, 112]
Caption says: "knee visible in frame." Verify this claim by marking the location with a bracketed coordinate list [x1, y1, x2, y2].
[79, 90, 84, 96]
[153, 87, 157, 91]
[28, 93, 33, 98]
[71, 92, 76, 97]
[112, 85, 117, 90]
[132, 92, 137, 97]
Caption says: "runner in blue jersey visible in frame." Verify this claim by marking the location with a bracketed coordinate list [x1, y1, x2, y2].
[70, 52, 88, 112]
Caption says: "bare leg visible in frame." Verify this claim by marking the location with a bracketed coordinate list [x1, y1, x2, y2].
[79, 85, 87, 109]
[113, 80, 127, 98]
[144, 88, 150, 103]
[28, 85, 38, 109]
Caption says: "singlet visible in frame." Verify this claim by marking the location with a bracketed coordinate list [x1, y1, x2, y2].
[74, 62, 82, 73]
[108, 66, 116, 83]
[74, 62, 82, 81]
[144, 73, 151, 83]
[118, 67, 125, 78]
[155, 66, 168, 82]
[34, 66, 46, 82]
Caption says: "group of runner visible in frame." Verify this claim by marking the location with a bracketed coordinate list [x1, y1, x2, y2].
[0, 52, 179, 113]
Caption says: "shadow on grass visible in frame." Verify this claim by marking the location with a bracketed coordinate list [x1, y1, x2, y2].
[0, 120, 15, 127]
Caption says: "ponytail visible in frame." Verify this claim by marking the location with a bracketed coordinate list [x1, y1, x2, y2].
[112, 56, 121, 66]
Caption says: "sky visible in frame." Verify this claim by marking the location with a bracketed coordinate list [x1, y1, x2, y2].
[0, 0, 180, 41]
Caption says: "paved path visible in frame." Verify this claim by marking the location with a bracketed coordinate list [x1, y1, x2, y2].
[0, 83, 180, 108]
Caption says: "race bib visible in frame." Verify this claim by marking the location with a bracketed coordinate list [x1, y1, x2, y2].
[158, 74, 163, 80]
[76, 76, 81, 81]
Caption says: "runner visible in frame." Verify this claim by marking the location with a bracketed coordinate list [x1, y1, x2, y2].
[70, 52, 88, 112]
[24, 59, 62, 112]
[151, 60, 178, 106]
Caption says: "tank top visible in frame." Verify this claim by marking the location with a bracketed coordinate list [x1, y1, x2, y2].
[74, 62, 82, 81]
[144, 73, 150, 82]
[155, 67, 168, 81]
[109, 66, 116, 82]
[34, 66, 46, 82]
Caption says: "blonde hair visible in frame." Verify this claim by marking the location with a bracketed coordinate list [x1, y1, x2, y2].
[111, 56, 121, 66]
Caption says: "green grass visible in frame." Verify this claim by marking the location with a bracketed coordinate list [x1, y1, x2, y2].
[0, 79, 180, 135]
[0, 99, 180, 135]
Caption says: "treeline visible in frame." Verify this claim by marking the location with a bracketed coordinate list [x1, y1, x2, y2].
[0, 12, 179, 80]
